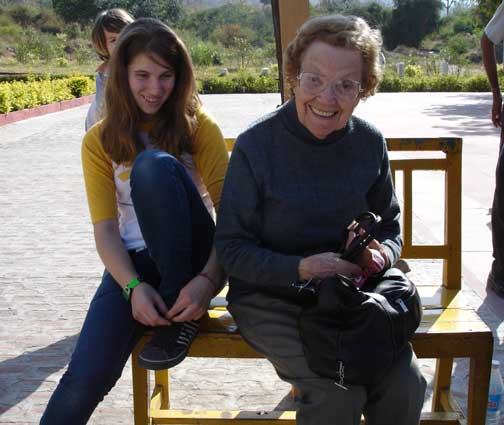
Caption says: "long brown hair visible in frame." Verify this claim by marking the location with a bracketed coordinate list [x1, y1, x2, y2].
[101, 18, 201, 164]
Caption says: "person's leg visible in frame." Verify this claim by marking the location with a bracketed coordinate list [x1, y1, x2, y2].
[40, 258, 151, 425]
[489, 121, 504, 295]
[130, 150, 214, 307]
[229, 292, 367, 425]
[130, 150, 215, 370]
[364, 344, 426, 425]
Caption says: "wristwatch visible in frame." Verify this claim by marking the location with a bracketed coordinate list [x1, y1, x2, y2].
[123, 277, 141, 301]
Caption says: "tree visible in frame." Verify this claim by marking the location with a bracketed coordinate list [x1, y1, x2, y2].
[476, 0, 501, 24]
[383, 0, 442, 48]
[445, 0, 456, 14]
[94, 0, 184, 25]
[53, 0, 99, 22]
[183, 3, 273, 46]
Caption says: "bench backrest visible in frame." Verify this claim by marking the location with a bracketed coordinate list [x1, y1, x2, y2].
[224, 137, 462, 291]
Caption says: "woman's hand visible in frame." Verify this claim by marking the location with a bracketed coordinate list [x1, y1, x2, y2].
[354, 239, 389, 273]
[131, 282, 171, 327]
[299, 252, 362, 281]
[165, 274, 215, 323]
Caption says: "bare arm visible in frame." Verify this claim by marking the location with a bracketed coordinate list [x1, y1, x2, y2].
[93, 219, 170, 327]
[482, 33, 502, 128]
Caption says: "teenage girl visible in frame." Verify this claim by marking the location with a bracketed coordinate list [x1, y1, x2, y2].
[85, 8, 134, 131]
[41, 18, 229, 424]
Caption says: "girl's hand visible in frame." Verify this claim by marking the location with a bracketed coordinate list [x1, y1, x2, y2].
[131, 282, 171, 327]
[165, 274, 215, 322]
[298, 252, 362, 281]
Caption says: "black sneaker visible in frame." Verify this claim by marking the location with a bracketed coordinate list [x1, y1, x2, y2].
[138, 320, 200, 370]
[487, 271, 504, 298]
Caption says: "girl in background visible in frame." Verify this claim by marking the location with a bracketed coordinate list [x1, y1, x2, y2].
[85, 8, 134, 131]
[41, 18, 228, 424]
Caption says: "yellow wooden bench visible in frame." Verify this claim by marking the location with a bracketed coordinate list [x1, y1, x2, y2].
[131, 137, 493, 425]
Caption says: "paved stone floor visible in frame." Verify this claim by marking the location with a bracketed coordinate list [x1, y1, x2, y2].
[1, 92, 504, 424]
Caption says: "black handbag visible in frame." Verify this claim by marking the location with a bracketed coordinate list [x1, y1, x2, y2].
[298, 268, 422, 388]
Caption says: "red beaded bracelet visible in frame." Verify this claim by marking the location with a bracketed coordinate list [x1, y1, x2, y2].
[198, 272, 219, 293]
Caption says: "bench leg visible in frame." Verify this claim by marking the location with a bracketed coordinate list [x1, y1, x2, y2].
[155, 370, 170, 409]
[132, 341, 150, 425]
[432, 358, 453, 412]
[466, 351, 492, 425]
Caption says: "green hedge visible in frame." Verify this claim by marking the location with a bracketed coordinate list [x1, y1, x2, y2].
[379, 74, 492, 92]
[0, 71, 499, 115]
[198, 72, 279, 94]
[0, 73, 95, 83]
[0, 75, 94, 113]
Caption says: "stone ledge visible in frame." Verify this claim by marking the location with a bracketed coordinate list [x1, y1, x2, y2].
[0, 94, 94, 127]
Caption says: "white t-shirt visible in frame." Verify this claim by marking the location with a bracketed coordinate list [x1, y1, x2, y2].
[486, 1, 504, 44]
[114, 133, 215, 251]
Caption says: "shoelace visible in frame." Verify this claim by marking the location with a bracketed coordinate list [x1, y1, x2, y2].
[176, 320, 199, 346]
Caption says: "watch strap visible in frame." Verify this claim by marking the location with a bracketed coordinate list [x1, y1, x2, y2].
[123, 277, 141, 301]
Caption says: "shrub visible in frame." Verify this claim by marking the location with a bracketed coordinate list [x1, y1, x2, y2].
[56, 57, 69, 67]
[379, 74, 403, 92]
[379, 72, 490, 92]
[463, 75, 490, 92]
[0, 84, 13, 114]
[15, 28, 40, 64]
[66, 76, 94, 97]
[404, 64, 423, 78]
[0, 23, 22, 37]
[8, 4, 40, 27]
[199, 72, 278, 94]
[190, 41, 223, 67]
[0, 76, 91, 114]
[74, 44, 95, 65]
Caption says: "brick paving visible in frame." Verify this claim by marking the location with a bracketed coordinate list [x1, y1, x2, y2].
[1, 93, 504, 424]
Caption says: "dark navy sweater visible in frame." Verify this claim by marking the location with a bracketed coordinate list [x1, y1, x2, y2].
[215, 100, 402, 302]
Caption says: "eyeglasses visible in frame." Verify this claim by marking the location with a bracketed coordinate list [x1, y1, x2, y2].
[297, 72, 363, 101]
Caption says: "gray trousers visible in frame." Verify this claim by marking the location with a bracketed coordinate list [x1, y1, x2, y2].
[229, 291, 426, 425]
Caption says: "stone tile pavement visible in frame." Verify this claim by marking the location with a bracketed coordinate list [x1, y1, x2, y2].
[1, 93, 504, 424]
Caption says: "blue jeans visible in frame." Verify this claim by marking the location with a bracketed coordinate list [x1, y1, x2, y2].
[40, 151, 215, 424]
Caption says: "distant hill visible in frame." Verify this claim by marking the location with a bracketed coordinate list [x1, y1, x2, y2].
[182, 0, 394, 8]
[182, 0, 264, 6]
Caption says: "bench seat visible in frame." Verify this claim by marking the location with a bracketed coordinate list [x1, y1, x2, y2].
[132, 285, 492, 425]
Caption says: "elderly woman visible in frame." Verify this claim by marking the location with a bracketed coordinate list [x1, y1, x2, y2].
[215, 14, 426, 425]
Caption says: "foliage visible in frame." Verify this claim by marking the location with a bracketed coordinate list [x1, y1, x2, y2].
[182, 3, 273, 47]
[95, 0, 184, 25]
[53, 0, 99, 23]
[73, 43, 95, 65]
[66, 75, 94, 97]
[56, 56, 68, 67]
[379, 72, 491, 92]
[0, 75, 93, 113]
[441, 32, 478, 64]
[383, 0, 443, 48]
[475, 0, 501, 25]
[199, 71, 278, 94]
[189, 41, 223, 66]
[404, 64, 423, 78]
[211, 23, 255, 48]
[14, 28, 66, 63]
[312, 0, 391, 29]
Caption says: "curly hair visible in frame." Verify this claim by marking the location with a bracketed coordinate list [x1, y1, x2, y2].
[283, 14, 383, 99]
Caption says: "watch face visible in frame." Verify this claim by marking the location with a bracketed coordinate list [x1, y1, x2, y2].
[123, 287, 131, 301]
